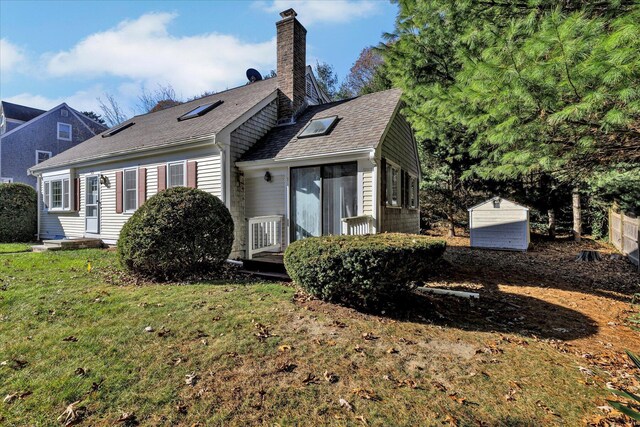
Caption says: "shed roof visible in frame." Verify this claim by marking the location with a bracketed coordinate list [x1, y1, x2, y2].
[240, 88, 402, 162]
[31, 78, 278, 172]
[467, 196, 530, 211]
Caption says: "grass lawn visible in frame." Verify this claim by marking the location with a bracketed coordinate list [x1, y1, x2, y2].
[0, 243, 33, 254]
[0, 243, 636, 426]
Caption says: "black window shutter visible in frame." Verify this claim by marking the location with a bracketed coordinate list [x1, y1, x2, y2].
[380, 157, 387, 206]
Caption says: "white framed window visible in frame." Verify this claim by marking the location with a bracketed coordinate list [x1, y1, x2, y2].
[123, 168, 138, 212]
[57, 122, 72, 141]
[36, 150, 52, 164]
[386, 161, 401, 207]
[0, 177, 13, 183]
[43, 176, 72, 211]
[409, 175, 418, 209]
[167, 161, 186, 188]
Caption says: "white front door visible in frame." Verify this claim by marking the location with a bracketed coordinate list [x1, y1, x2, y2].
[85, 176, 100, 234]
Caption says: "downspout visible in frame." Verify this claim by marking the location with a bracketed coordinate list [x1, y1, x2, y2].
[213, 137, 226, 205]
[36, 174, 41, 241]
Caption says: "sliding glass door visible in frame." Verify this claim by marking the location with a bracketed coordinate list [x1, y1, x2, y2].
[291, 162, 357, 242]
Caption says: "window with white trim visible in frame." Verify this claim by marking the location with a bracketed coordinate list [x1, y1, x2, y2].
[167, 161, 186, 188]
[57, 122, 72, 141]
[43, 176, 72, 211]
[36, 150, 52, 164]
[386, 162, 401, 207]
[123, 168, 138, 212]
[0, 177, 13, 183]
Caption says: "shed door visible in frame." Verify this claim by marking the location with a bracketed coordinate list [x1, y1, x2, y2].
[471, 209, 527, 250]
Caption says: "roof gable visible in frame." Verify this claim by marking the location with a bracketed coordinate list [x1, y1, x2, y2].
[240, 88, 402, 162]
[467, 197, 530, 211]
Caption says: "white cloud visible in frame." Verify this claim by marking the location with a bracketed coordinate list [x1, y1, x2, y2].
[4, 85, 106, 113]
[44, 13, 276, 97]
[254, 0, 380, 25]
[0, 39, 26, 74]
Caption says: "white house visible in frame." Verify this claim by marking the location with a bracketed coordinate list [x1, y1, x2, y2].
[468, 197, 530, 251]
[29, 9, 421, 260]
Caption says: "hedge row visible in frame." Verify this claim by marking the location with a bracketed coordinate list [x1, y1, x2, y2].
[284, 233, 446, 309]
[0, 183, 37, 243]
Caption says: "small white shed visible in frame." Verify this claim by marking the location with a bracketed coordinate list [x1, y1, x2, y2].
[468, 197, 530, 251]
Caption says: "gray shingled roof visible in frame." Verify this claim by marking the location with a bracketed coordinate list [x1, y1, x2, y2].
[1, 101, 46, 122]
[32, 78, 278, 171]
[240, 88, 402, 162]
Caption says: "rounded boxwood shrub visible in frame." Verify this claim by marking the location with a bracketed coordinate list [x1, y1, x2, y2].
[284, 233, 446, 309]
[0, 183, 37, 243]
[117, 187, 234, 280]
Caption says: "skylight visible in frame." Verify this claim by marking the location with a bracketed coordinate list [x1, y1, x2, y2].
[177, 100, 223, 121]
[298, 116, 338, 138]
[102, 122, 134, 138]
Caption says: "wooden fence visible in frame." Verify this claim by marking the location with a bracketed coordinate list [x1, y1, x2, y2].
[609, 209, 639, 270]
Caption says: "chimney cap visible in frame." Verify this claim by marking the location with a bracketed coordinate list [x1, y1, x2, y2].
[279, 8, 297, 18]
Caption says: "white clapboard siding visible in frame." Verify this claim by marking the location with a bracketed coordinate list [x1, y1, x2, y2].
[361, 164, 373, 216]
[469, 197, 529, 251]
[39, 149, 222, 243]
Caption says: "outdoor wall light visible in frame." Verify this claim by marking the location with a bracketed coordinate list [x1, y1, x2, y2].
[264, 171, 272, 182]
[100, 175, 109, 186]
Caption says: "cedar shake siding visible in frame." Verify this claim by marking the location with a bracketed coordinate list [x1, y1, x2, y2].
[0, 104, 105, 187]
[228, 100, 278, 258]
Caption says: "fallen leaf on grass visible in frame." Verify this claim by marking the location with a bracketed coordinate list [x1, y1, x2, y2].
[276, 362, 297, 373]
[8, 359, 28, 370]
[399, 338, 416, 345]
[386, 347, 399, 354]
[324, 371, 339, 383]
[536, 400, 561, 417]
[74, 367, 86, 377]
[302, 373, 319, 385]
[185, 372, 199, 386]
[115, 412, 137, 424]
[57, 400, 85, 426]
[448, 392, 467, 405]
[333, 320, 348, 328]
[352, 388, 380, 401]
[362, 333, 378, 341]
[62, 336, 78, 342]
[579, 366, 595, 376]
[431, 381, 447, 392]
[254, 323, 272, 340]
[278, 344, 292, 352]
[339, 398, 354, 412]
[444, 414, 459, 426]
[355, 415, 368, 425]
[354, 345, 365, 354]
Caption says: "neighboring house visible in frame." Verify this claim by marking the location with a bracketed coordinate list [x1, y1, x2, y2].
[29, 9, 420, 259]
[0, 102, 107, 186]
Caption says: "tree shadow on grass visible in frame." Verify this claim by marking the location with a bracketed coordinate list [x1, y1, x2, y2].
[382, 286, 599, 341]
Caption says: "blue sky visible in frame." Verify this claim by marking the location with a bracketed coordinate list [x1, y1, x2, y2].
[0, 0, 397, 117]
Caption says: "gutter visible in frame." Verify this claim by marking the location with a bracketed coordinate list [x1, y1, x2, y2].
[29, 134, 217, 175]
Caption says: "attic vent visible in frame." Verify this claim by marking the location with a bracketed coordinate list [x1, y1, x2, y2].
[61, 109, 68, 117]
[493, 199, 501, 208]
[298, 115, 338, 138]
[178, 100, 223, 121]
[102, 122, 135, 138]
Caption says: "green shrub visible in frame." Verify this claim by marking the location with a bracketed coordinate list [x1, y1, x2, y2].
[0, 183, 37, 243]
[284, 233, 446, 309]
[117, 187, 234, 280]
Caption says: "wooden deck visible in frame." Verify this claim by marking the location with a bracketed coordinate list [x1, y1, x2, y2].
[240, 252, 289, 281]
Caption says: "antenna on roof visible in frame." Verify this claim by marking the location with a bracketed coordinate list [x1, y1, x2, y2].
[246, 68, 263, 83]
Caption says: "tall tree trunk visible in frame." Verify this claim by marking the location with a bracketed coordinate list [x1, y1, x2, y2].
[447, 212, 456, 237]
[572, 188, 582, 242]
[547, 209, 556, 239]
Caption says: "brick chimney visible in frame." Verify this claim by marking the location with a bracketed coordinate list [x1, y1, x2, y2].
[276, 8, 307, 124]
